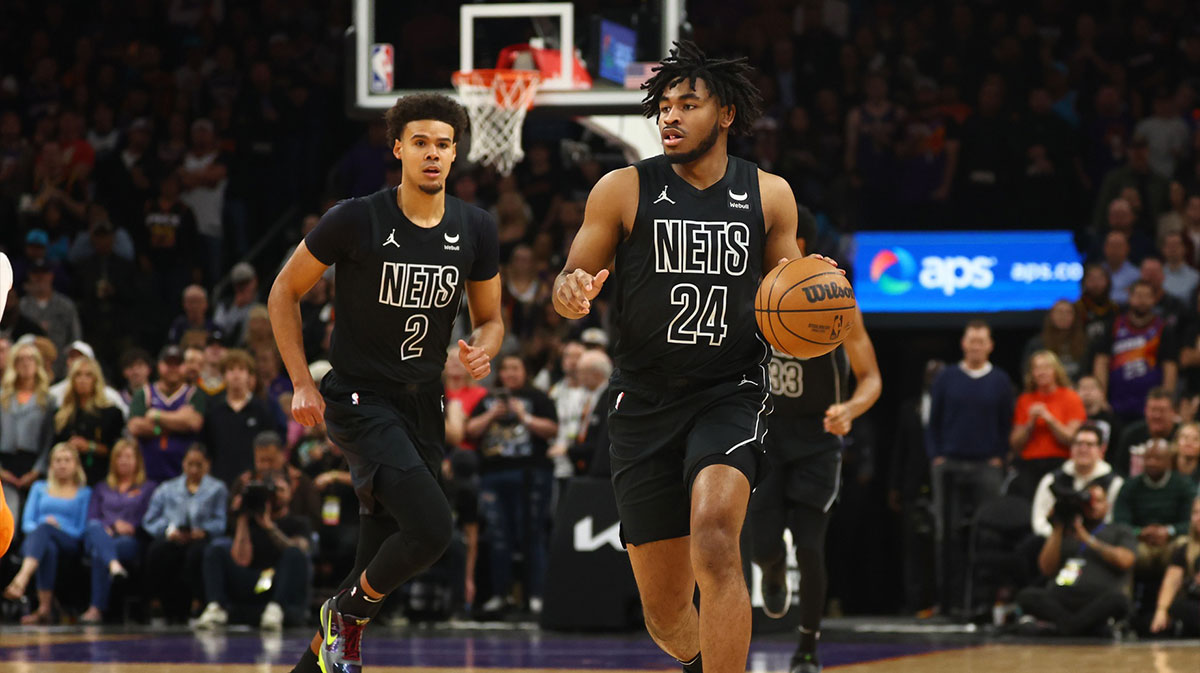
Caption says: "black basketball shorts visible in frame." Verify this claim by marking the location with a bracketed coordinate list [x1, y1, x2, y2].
[320, 369, 445, 514]
[608, 369, 772, 546]
[749, 424, 843, 515]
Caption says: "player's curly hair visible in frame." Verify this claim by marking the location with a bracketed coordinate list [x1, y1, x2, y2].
[641, 40, 763, 136]
[384, 93, 470, 145]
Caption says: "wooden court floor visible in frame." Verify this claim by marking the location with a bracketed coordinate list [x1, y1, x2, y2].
[2, 627, 1199, 673]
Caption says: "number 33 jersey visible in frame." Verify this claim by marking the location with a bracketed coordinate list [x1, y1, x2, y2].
[612, 155, 769, 380]
[305, 188, 499, 385]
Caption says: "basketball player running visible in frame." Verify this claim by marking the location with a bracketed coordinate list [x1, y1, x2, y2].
[554, 41, 839, 673]
[749, 208, 881, 673]
[269, 94, 502, 673]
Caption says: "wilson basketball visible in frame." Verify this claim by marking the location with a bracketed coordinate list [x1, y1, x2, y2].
[755, 257, 856, 359]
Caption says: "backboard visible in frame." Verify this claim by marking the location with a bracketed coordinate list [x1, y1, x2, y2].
[349, 0, 684, 160]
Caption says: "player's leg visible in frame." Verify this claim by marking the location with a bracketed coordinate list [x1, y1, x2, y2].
[626, 536, 701, 662]
[689, 463, 753, 673]
[748, 452, 791, 618]
[787, 504, 833, 673]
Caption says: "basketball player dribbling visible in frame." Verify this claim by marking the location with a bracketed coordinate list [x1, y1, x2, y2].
[748, 208, 881, 673]
[554, 41, 839, 673]
[269, 94, 503, 673]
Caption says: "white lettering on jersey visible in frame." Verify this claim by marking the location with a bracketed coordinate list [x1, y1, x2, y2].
[653, 219, 750, 276]
[377, 263, 460, 309]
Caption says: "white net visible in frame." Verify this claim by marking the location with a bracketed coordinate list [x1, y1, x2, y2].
[453, 70, 541, 176]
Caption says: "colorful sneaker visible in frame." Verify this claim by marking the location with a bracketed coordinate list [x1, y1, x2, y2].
[318, 593, 369, 673]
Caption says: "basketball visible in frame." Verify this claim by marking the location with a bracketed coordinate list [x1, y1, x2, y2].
[755, 257, 856, 359]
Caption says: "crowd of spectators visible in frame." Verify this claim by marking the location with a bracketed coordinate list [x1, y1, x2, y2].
[3, 0, 1200, 638]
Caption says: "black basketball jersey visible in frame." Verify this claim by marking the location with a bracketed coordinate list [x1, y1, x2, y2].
[305, 188, 499, 386]
[768, 346, 851, 444]
[611, 155, 769, 380]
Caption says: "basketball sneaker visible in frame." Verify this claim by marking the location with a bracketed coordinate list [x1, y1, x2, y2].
[760, 558, 791, 619]
[790, 652, 820, 673]
[318, 592, 369, 673]
[194, 602, 228, 629]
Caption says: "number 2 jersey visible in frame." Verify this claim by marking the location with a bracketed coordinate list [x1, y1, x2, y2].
[612, 154, 769, 380]
[305, 187, 499, 386]
[767, 346, 850, 457]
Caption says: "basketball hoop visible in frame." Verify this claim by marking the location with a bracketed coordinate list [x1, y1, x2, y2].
[453, 69, 541, 175]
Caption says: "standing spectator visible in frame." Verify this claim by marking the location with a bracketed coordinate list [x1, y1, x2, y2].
[80, 440, 156, 623]
[953, 77, 1014, 227]
[94, 117, 159, 228]
[466, 355, 558, 614]
[1077, 375, 1121, 449]
[545, 341, 587, 481]
[1094, 281, 1179, 422]
[118, 348, 153, 407]
[1114, 442, 1197, 576]
[52, 357, 124, 485]
[1076, 264, 1119, 345]
[1149, 496, 1200, 637]
[927, 321, 1014, 613]
[1160, 232, 1199, 304]
[1031, 425, 1125, 539]
[1, 443, 90, 624]
[1093, 135, 1170, 235]
[214, 263, 259, 344]
[168, 285, 217, 346]
[0, 341, 56, 528]
[72, 218, 138, 368]
[1134, 89, 1191, 179]
[1013, 87, 1078, 229]
[142, 445, 227, 624]
[68, 204, 136, 265]
[19, 259, 81, 375]
[1011, 351, 1088, 498]
[1099, 230, 1141, 305]
[141, 172, 201, 309]
[178, 119, 228, 283]
[1111, 388, 1179, 478]
[565, 349, 614, 477]
[845, 72, 901, 228]
[48, 342, 128, 416]
[1101, 197, 1154, 265]
[894, 77, 958, 228]
[1021, 300, 1088, 381]
[203, 349, 277, 487]
[126, 345, 206, 482]
[1016, 483, 1136, 636]
[1175, 423, 1200, 486]
[1139, 256, 1187, 333]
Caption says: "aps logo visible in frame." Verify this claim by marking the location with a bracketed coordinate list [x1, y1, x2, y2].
[869, 247, 916, 295]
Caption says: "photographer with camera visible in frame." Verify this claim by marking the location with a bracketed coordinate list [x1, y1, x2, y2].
[1031, 424, 1125, 539]
[194, 470, 312, 630]
[1015, 480, 1137, 636]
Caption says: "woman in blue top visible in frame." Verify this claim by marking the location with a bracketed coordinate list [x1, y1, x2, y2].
[79, 439, 156, 623]
[2, 442, 91, 624]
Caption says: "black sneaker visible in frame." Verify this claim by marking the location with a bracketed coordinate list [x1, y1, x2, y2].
[760, 559, 791, 619]
[790, 652, 821, 673]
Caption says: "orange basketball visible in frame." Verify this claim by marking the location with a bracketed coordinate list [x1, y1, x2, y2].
[0, 484, 12, 558]
[755, 257, 856, 359]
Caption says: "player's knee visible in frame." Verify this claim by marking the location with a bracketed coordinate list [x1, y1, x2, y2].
[689, 515, 741, 578]
[642, 593, 693, 636]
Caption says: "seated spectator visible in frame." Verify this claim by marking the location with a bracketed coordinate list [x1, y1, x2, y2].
[1139, 256, 1187, 334]
[1016, 483, 1137, 636]
[1114, 442, 1198, 576]
[233, 431, 320, 526]
[1022, 300, 1088, 381]
[48, 341, 129, 417]
[204, 349, 277, 487]
[126, 345, 206, 482]
[1160, 232, 1198, 305]
[1011, 351, 1087, 498]
[214, 263, 260, 344]
[194, 470, 311, 630]
[168, 285, 218, 347]
[142, 445, 227, 623]
[1076, 264, 1119, 345]
[1, 340, 56, 527]
[296, 431, 358, 587]
[1093, 281, 1179, 423]
[80, 439, 156, 623]
[67, 203, 135, 264]
[2, 443, 91, 624]
[1099, 230, 1140, 305]
[52, 356, 125, 485]
[1078, 375, 1121, 448]
[1150, 496, 1200, 637]
[197, 331, 229, 396]
[1032, 424, 1125, 538]
[1111, 387, 1178, 478]
[1175, 423, 1200, 486]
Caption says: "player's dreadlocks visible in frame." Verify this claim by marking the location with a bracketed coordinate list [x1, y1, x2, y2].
[641, 40, 763, 136]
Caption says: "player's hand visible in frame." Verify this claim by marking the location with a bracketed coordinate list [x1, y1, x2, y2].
[823, 403, 852, 436]
[1151, 608, 1170, 633]
[292, 382, 325, 427]
[775, 255, 846, 276]
[458, 339, 491, 380]
[556, 268, 609, 317]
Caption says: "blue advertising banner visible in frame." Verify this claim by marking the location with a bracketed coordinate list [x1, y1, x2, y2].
[852, 231, 1084, 314]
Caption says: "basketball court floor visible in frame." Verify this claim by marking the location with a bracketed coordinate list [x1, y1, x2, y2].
[2, 619, 1197, 672]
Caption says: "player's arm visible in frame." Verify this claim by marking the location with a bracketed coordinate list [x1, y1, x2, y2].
[760, 171, 803, 266]
[459, 275, 504, 380]
[553, 167, 634, 319]
[268, 240, 329, 427]
[824, 307, 882, 437]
